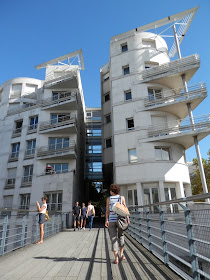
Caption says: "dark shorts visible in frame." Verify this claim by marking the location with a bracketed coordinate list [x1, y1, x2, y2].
[39, 213, 45, 224]
[81, 215, 86, 221]
[73, 215, 80, 222]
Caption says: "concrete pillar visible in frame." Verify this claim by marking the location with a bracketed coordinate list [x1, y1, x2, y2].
[176, 181, 185, 198]
[136, 182, 143, 206]
[159, 181, 165, 202]
[184, 183, 192, 197]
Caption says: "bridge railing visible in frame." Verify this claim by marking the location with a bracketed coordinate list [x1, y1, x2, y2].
[0, 209, 69, 256]
[128, 193, 210, 280]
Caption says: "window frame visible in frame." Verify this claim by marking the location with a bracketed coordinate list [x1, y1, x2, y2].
[121, 43, 128, 53]
[104, 92, 110, 102]
[127, 118, 134, 130]
[105, 138, 112, 148]
[123, 65, 130, 75]
[155, 147, 171, 161]
[105, 114, 111, 124]
[128, 148, 137, 163]
[125, 90, 132, 101]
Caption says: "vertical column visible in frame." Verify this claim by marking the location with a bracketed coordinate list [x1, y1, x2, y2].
[136, 182, 143, 206]
[159, 181, 165, 202]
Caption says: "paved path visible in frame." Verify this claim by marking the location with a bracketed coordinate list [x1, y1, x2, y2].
[0, 227, 182, 280]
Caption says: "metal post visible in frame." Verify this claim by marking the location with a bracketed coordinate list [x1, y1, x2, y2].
[21, 214, 27, 247]
[173, 24, 208, 198]
[0, 215, 8, 256]
[179, 203, 200, 280]
[137, 210, 142, 244]
[157, 207, 169, 265]
[144, 208, 152, 252]
[35, 214, 39, 243]
[57, 215, 60, 232]
[52, 214, 55, 234]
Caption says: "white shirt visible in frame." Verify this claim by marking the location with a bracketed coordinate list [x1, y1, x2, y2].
[40, 203, 47, 214]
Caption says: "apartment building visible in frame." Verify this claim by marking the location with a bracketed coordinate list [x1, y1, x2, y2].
[101, 7, 210, 208]
[0, 50, 85, 214]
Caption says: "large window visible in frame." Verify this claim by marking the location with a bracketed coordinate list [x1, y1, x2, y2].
[127, 118, 134, 130]
[23, 165, 33, 182]
[29, 116, 38, 130]
[155, 147, 171, 161]
[128, 149, 137, 163]
[45, 192, 63, 212]
[105, 114, 111, 124]
[49, 138, 69, 150]
[148, 88, 162, 101]
[26, 139, 36, 155]
[46, 163, 68, 174]
[123, 65, 130, 75]
[11, 143, 20, 158]
[51, 114, 70, 124]
[52, 91, 71, 100]
[20, 194, 30, 210]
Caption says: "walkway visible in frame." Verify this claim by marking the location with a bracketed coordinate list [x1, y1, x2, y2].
[0, 227, 181, 280]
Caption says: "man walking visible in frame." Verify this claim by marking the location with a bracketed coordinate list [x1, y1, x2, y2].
[72, 201, 81, 231]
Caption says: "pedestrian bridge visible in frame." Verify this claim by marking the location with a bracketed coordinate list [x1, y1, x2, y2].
[1, 193, 210, 280]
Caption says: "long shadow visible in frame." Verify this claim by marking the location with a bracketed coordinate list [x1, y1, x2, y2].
[123, 250, 143, 280]
[34, 256, 106, 263]
[104, 228, 112, 279]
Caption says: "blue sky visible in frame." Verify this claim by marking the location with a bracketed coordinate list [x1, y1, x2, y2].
[0, 0, 209, 161]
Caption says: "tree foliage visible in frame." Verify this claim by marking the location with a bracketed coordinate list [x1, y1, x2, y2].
[191, 150, 210, 195]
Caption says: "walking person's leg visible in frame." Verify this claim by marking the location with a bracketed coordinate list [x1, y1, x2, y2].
[74, 216, 76, 230]
[40, 224, 44, 243]
[118, 227, 125, 260]
[81, 218, 83, 229]
[83, 217, 86, 229]
[109, 222, 119, 264]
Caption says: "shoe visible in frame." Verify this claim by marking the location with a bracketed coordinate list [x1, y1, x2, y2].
[74, 228, 76, 231]
[83, 227, 85, 230]
[78, 227, 80, 230]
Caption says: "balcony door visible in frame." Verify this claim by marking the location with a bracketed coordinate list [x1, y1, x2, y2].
[143, 183, 159, 213]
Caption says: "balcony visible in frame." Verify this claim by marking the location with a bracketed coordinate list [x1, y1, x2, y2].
[144, 83, 207, 119]
[12, 128, 22, 138]
[37, 141, 76, 160]
[21, 175, 32, 187]
[7, 91, 77, 116]
[39, 115, 77, 134]
[5, 178, 15, 189]
[27, 124, 38, 134]
[146, 114, 210, 149]
[44, 70, 78, 89]
[8, 152, 19, 162]
[141, 54, 200, 89]
[24, 149, 35, 159]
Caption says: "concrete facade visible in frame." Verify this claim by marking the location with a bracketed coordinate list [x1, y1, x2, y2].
[101, 31, 209, 208]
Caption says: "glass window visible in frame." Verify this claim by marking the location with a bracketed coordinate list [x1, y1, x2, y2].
[128, 149, 137, 163]
[123, 66, 130, 75]
[105, 114, 111, 124]
[49, 138, 69, 150]
[15, 120, 23, 131]
[47, 163, 69, 174]
[148, 88, 162, 101]
[29, 116, 38, 130]
[128, 190, 133, 206]
[125, 91, 132, 101]
[104, 76, 109, 82]
[45, 192, 62, 212]
[20, 194, 30, 210]
[104, 93, 110, 102]
[23, 165, 33, 182]
[121, 43, 128, 52]
[127, 118, 134, 130]
[155, 147, 170, 161]
[134, 189, 138, 205]
[26, 139, 36, 155]
[105, 138, 112, 148]
[11, 143, 20, 158]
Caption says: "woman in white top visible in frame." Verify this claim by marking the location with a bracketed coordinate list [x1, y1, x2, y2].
[36, 195, 47, 244]
[86, 201, 95, 230]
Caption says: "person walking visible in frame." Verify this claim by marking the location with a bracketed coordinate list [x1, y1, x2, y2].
[105, 184, 129, 264]
[36, 195, 48, 244]
[80, 203, 87, 230]
[72, 201, 81, 231]
[86, 201, 95, 230]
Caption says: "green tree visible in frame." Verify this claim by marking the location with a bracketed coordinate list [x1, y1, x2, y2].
[191, 150, 210, 195]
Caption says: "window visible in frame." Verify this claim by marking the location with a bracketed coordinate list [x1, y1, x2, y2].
[105, 138, 112, 148]
[128, 149, 137, 163]
[26, 139, 36, 155]
[121, 43, 128, 52]
[123, 65, 130, 75]
[155, 147, 170, 161]
[29, 116, 38, 130]
[125, 90, 132, 101]
[51, 114, 70, 124]
[127, 189, 138, 206]
[104, 76, 109, 82]
[14, 120, 23, 134]
[148, 88, 162, 101]
[46, 163, 68, 174]
[7, 168, 16, 186]
[11, 143, 20, 158]
[45, 192, 63, 212]
[20, 194, 30, 210]
[49, 137, 69, 150]
[104, 93, 110, 102]
[164, 186, 177, 213]
[25, 84, 38, 94]
[23, 165, 33, 182]
[105, 114, 111, 124]
[127, 118, 134, 130]
[142, 39, 156, 49]
[3, 195, 13, 209]
[52, 91, 71, 100]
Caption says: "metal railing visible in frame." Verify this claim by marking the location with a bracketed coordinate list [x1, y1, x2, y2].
[144, 82, 207, 108]
[7, 91, 77, 116]
[142, 54, 200, 82]
[44, 70, 78, 88]
[37, 141, 76, 158]
[5, 179, 15, 189]
[24, 149, 35, 158]
[22, 175, 32, 184]
[39, 115, 76, 132]
[12, 128, 22, 137]
[0, 209, 68, 256]
[9, 152, 19, 162]
[148, 114, 210, 138]
[128, 193, 210, 280]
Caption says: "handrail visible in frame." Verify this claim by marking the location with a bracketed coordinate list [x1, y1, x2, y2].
[37, 141, 76, 157]
[39, 115, 76, 131]
[144, 82, 207, 107]
[44, 70, 78, 87]
[142, 54, 200, 80]
[148, 113, 210, 137]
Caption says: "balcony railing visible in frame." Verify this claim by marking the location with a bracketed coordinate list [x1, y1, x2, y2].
[142, 54, 200, 82]
[44, 70, 78, 88]
[27, 124, 38, 134]
[22, 175, 32, 185]
[39, 115, 76, 132]
[37, 141, 76, 158]
[12, 128, 22, 138]
[144, 82, 207, 108]
[148, 114, 210, 138]
[5, 178, 16, 189]
[24, 149, 35, 159]
[7, 91, 77, 116]
[9, 152, 19, 162]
